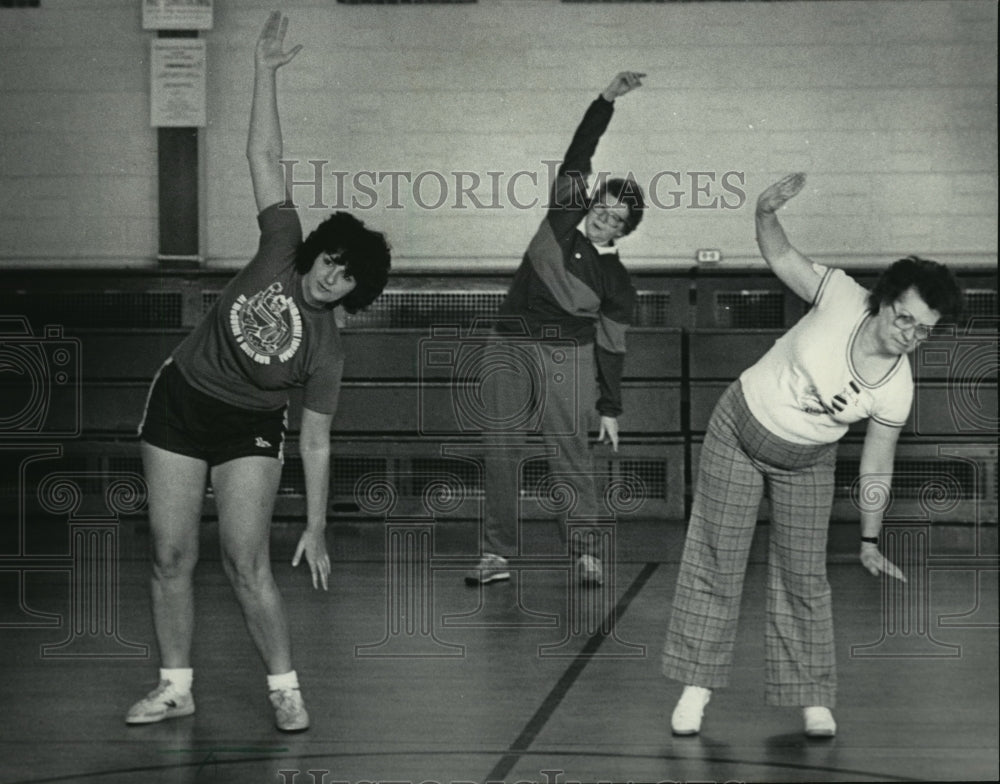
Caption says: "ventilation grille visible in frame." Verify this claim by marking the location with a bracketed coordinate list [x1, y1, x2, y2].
[337, 0, 474, 4]
[349, 291, 504, 329]
[521, 459, 551, 494]
[276, 456, 391, 497]
[562, 0, 736, 3]
[271, 454, 670, 503]
[332, 457, 388, 496]
[835, 458, 984, 501]
[521, 458, 668, 501]
[964, 289, 997, 321]
[714, 290, 784, 329]
[0, 291, 183, 329]
[617, 459, 667, 500]
[334, 290, 673, 329]
[278, 458, 305, 496]
[107, 456, 144, 477]
[202, 291, 220, 315]
[634, 292, 671, 326]
[0, 457, 144, 504]
[409, 458, 483, 496]
[0, 456, 89, 502]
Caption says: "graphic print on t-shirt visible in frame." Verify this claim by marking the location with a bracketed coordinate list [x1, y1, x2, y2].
[801, 380, 862, 418]
[801, 385, 830, 416]
[229, 282, 303, 365]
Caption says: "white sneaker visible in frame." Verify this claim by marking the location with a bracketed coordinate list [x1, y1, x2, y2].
[464, 554, 510, 585]
[576, 554, 604, 586]
[125, 680, 195, 725]
[803, 706, 837, 737]
[270, 687, 310, 732]
[671, 685, 711, 735]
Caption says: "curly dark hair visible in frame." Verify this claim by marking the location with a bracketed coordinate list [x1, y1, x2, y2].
[294, 212, 391, 313]
[867, 256, 964, 321]
[591, 176, 646, 235]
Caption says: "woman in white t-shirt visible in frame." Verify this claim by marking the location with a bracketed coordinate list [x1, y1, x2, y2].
[661, 173, 964, 739]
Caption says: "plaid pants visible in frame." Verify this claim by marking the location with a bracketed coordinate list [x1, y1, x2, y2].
[662, 380, 839, 707]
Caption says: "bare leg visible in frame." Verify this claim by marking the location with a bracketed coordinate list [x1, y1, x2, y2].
[142, 441, 207, 668]
[211, 456, 291, 675]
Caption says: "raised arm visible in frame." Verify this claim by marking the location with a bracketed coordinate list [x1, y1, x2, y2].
[755, 173, 823, 303]
[601, 71, 645, 103]
[247, 11, 302, 213]
[558, 72, 645, 179]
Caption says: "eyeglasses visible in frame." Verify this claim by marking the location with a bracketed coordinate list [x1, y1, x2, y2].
[591, 203, 628, 231]
[891, 302, 935, 340]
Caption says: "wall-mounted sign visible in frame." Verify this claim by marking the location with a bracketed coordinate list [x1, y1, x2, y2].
[142, 0, 213, 31]
[150, 38, 206, 127]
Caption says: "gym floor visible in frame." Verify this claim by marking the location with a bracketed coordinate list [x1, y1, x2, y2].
[0, 521, 997, 784]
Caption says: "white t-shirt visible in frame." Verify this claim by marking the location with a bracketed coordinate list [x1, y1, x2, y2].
[740, 266, 913, 445]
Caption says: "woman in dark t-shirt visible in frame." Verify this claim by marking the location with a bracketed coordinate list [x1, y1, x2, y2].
[125, 12, 390, 733]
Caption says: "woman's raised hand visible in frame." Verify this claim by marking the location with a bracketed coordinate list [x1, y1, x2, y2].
[757, 172, 806, 214]
[255, 10, 302, 71]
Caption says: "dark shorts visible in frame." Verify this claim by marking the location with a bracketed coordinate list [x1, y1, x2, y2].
[138, 360, 286, 466]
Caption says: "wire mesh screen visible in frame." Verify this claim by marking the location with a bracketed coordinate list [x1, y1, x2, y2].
[522, 459, 552, 496]
[341, 289, 673, 328]
[106, 456, 144, 479]
[229, 456, 389, 498]
[107, 456, 141, 473]
[337, 0, 474, 4]
[201, 291, 221, 315]
[0, 456, 89, 502]
[835, 458, 983, 500]
[519, 457, 667, 501]
[714, 290, 784, 329]
[616, 459, 667, 500]
[0, 451, 24, 499]
[347, 291, 505, 328]
[332, 457, 388, 497]
[278, 457, 305, 496]
[964, 289, 997, 320]
[634, 292, 671, 327]
[409, 458, 483, 496]
[197, 289, 671, 328]
[0, 291, 183, 329]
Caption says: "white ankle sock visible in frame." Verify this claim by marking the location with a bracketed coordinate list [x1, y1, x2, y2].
[160, 667, 193, 693]
[267, 670, 299, 692]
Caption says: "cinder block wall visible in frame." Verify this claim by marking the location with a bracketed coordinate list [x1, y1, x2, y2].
[1, 0, 996, 268]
